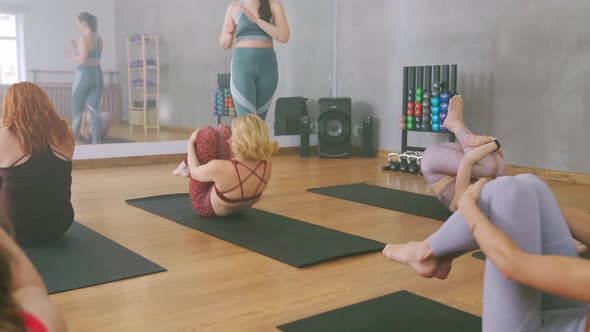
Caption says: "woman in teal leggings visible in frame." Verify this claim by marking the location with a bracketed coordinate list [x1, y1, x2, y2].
[220, 0, 290, 120]
[67, 12, 103, 144]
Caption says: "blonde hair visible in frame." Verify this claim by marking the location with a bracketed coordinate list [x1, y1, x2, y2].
[230, 114, 278, 161]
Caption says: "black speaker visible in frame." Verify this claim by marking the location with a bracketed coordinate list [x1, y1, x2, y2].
[361, 116, 374, 157]
[299, 115, 310, 158]
[274, 97, 309, 136]
[318, 97, 352, 158]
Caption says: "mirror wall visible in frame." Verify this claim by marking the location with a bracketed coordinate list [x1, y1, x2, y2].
[0, 0, 334, 154]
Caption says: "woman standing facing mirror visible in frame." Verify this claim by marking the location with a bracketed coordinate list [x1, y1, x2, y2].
[220, 0, 290, 120]
[173, 0, 289, 176]
[66, 12, 104, 145]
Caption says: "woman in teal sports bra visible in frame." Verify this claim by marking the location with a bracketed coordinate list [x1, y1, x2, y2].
[66, 12, 104, 144]
[219, 0, 290, 121]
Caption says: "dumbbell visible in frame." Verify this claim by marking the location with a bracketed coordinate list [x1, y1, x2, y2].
[406, 115, 414, 130]
[400, 151, 419, 173]
[387, 153, 401, 171]
[399, 153, 410, 172]
[408, 155, 421, 174]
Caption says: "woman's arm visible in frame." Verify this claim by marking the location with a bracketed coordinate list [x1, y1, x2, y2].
[186, 130, 220, 182]
[0, 228, 67, 331]
[560, 204, 590, 247]
[66, 37, 88, 65]
[220, 3, 237, 50]
[448, 140, 499, 211]
[460, 179, 590, 303]
[242, 1, 290, 43]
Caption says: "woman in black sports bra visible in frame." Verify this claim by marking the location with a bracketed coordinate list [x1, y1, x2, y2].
[0, 82, 75, 244]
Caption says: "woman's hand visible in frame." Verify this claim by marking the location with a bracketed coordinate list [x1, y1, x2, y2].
[240, 5, 259, 23]
[70, 39, 78, 50]
[224, 21, 236, 35]
[459, 178, 490, 209]
[463, 135, 492, 148]
[65, 50, 76, 60]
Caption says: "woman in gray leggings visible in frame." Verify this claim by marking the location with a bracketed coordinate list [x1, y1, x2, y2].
[66, 12, 103, 144]
[420, 95, 506, 212]
[383, 175, 590, 331]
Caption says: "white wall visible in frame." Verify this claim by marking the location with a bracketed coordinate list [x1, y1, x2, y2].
[0, 0, 117, 83]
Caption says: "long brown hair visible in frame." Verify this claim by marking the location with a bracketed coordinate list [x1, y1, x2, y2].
[0, 212, 25, 332]
[78, 12, 98, 33]
[259, 0, 272, 23]
[1, 82, 74, 155]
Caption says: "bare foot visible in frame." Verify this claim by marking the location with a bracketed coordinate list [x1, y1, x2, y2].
[444, 95, 464, 133]
[382, 241, 453, 279]
[575, 240, 588, 254]
[172, 161, 190, 178]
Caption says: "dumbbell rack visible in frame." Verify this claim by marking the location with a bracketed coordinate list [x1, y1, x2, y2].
[215, 73, 237, 126]
[401, 65, 458, 153]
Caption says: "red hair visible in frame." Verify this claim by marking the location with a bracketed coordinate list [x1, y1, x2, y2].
[1, 82, 74, 155]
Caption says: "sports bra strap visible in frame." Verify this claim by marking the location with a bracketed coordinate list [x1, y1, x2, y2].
[253, 161, 268, 195]
[52, 150, 71, 161]
[233, 161, 245, 199]
[220, 160, 267, 198]
[10, 155, 28, 167]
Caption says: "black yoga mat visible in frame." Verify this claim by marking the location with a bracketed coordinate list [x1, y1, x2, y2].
[308, 183, 453, 221]
[23, 222, 166, 294]
[277, 290, 481, 332]
[473, 250, 590, 261]
[126, 194, 385, 268]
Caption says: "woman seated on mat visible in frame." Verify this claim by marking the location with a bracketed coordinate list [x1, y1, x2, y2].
[420, 95, 506, 212]
[383, 175, 590, 332]
[0, 82, 75, 245]
[184, 114, 277, 217]
[0, 210, 67, 332]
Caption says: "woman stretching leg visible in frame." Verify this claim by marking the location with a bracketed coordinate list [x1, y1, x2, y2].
[383, 175, 590, 331]
[420, 96, 507, 211]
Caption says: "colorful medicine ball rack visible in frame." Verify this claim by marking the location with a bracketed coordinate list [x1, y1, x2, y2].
[215, 73, 237, 117]
[400, 65, 458, 133]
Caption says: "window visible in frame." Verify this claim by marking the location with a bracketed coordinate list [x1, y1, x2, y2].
[0, 13, 21, 84]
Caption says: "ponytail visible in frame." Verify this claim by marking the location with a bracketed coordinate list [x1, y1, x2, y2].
[259, 0, 272, 23]
[78, 12, 98, 33]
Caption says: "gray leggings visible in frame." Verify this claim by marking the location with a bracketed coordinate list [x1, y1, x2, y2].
[421, 127, 506, 185]
[429, 174, 589, 332]
[72, 65, 104, 144]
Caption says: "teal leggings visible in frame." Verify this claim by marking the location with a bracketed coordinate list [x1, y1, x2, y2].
[72, 65, 103, 144]
[230, 48, 278, 121]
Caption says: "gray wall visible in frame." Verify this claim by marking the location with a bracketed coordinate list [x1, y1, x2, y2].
[114, 0, 333, 132]
[337, 0, 590, 173]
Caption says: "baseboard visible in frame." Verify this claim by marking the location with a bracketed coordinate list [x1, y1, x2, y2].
[72, 148, 589, 185]
[73, 154, 185, 170]
[505, 165, 590, 185]
[72, 146, 315, 169]
[375, 149, 590, 185]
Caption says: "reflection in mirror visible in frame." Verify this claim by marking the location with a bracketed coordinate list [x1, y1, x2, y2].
[0, 0, 334, 151]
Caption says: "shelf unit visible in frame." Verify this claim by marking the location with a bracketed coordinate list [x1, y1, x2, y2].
[401, 65, 457, 153]
[215, 73, 237, 126]
[126, 34, 160, 135]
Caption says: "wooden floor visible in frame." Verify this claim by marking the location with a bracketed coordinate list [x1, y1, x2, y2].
[53, 155, 590, 331]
